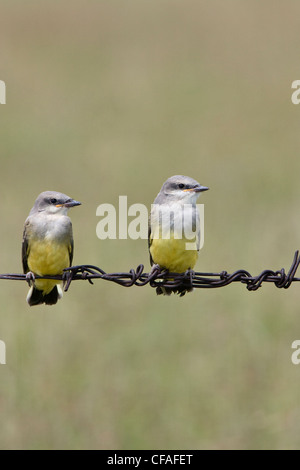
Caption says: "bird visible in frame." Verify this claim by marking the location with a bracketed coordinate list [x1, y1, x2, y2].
[149, 175, 209, 296]
[22, 191, 81, 306]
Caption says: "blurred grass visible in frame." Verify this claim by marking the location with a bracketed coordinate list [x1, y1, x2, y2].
[0, 0, 300, 449]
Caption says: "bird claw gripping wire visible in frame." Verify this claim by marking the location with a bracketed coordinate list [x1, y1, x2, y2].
[25, 271, 35, 287]
[62, 269, 74, 292]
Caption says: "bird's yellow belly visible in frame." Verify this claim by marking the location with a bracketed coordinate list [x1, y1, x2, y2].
[150, 237, 198, 273]
[28, 240, 70, 294]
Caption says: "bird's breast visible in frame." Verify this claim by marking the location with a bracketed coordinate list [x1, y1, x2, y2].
[27, 239, 70, 276]
[150, 236, 198, 273]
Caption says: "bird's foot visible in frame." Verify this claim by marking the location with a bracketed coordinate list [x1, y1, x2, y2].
[62, 269, 73, 292]
[183, 268, 195, 280]
[149, 264, 162, 276]
[179, 268, 195, 295]
[25, 271, 35, 287]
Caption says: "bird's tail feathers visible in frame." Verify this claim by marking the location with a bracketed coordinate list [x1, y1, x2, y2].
[155, 285, 194, 297]
[26, 285, 63, 306]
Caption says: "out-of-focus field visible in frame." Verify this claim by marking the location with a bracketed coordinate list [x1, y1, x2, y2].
[0, 0, 300, 449]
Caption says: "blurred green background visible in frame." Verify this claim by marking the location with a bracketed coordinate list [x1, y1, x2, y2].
[0, 0, 300, 450]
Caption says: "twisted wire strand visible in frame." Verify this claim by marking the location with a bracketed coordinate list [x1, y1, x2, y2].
[0, 251, 300, 293]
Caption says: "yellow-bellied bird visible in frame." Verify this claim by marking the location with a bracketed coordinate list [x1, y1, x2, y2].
[22, 191, 81, 306]
[149, 175, 209, 296]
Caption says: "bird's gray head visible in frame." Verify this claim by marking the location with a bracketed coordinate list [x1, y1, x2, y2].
[29, 191, 81, 216]
[154, 175, 209, 205]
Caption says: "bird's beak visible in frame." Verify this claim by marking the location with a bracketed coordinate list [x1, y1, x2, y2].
[184, 185, 209, 193]
[57, 199, 81, 208]
[195, 185, 209, 193]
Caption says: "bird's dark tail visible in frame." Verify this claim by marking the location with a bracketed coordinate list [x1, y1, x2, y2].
[156, 285, 194, 297]
[151, 265, 195, 297]
[26, 285, 63, 306]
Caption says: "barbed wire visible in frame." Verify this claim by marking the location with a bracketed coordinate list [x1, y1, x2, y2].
[0, 251, 300, 295]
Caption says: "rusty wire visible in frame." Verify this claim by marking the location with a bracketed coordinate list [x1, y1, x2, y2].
[0, 251, 300, 294]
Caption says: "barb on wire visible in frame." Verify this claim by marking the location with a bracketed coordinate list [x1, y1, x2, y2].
[0, 251, 300, 294]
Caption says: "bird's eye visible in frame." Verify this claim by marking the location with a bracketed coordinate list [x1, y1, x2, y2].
[178, 183, 185, 189]
[50, 198, 57, 204]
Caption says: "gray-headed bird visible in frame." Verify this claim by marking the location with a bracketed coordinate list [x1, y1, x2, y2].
[22, 191, 81, 306]
[149, 175, 209, 296]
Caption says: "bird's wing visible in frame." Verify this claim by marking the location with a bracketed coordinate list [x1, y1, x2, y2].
[148, 218, 154, 266]
[22, 221, 30, 273]
[68, 234, 74, 266]
[194, 208, 201, 252]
